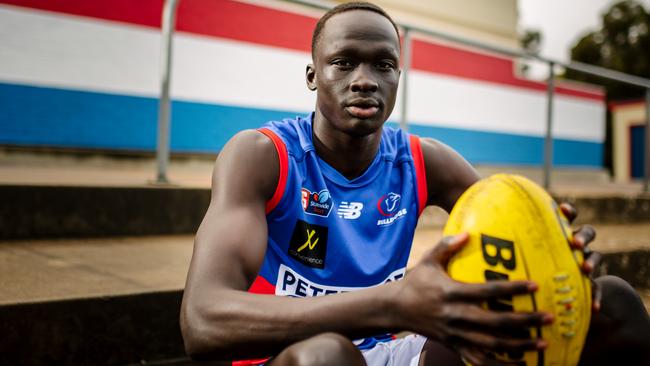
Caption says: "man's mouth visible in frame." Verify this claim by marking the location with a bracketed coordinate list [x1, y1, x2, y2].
[346, 99, 380, 119]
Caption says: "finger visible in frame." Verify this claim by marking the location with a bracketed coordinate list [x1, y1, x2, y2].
[429, 233, 470, 266]
[559, 202, 577, 223]
[445, 304, 553, 329]
[572, 225, 596, 249]
[591, 278, 602, 312]
[582, 250, 601, 274]
[447, 280, 538, 301]
[450, 328, 546, 353]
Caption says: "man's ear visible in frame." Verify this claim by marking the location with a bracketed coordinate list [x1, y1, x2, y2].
[306, 64, 317, 91]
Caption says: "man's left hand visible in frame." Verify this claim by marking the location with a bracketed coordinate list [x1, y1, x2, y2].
[559, 202, 602, 312]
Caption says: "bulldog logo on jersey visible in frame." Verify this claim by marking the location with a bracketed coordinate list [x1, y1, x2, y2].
[376, 192, 408, 227]
[301, 188, 333, 217]
[377, 192, 401, 217]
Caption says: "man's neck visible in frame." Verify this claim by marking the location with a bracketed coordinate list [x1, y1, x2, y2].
[311, 115, 382, 181]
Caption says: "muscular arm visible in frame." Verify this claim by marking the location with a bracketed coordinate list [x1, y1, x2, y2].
[420, 137, 480, 211]
[180, 130, 401, 360]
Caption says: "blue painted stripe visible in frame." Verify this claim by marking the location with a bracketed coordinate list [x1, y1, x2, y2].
[0, 82, 301, 152]
[397, 123, 603, 168]
[0, 83, 602, 167]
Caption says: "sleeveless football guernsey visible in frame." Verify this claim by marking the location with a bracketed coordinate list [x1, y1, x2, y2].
[240, 113, 428, 363]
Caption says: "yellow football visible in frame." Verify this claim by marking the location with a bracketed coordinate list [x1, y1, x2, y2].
[443, 174, 591, 366]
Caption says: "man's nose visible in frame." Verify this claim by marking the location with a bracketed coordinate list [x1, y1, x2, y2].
[350, 65, 378, 93]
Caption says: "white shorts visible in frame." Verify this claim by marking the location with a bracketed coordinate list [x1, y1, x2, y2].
[361, 334, 427, 366]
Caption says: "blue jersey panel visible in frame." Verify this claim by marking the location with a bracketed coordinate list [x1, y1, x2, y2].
[257, 114, 423, 349]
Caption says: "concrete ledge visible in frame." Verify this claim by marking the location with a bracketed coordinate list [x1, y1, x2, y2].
[596, 250, 650, 289]
[0, 185, 210, 239]
[555, 196, 650, 225]
[2, 184, 648, 239]
[0, 291, 188, 366]
[0, 251, 646, 366]
[418, 196, 650, 228]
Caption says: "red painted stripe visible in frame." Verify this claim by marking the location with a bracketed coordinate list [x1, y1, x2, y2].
[608, 98, 644, 111]
[176, 0, 315, 53]
[411, 40, 604, 102]
[258, 128, 288, 214]
[3, 0, 602, 101]
[409, 135, 428, 216]
[1, 0, 315, 52]
[0, 0, 163, 27]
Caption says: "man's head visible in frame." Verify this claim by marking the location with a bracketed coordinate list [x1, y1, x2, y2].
[307, 2, 402, 137]
[311, 2, 400, 60]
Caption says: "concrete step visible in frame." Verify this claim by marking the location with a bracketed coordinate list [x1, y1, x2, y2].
[2, 183, 650, 240]
[1, 225, 648, 365]
[2, 149, 650, 239]
[0, 185, 210, 239]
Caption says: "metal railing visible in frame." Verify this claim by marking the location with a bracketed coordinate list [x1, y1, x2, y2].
[156, 0, 650, 192]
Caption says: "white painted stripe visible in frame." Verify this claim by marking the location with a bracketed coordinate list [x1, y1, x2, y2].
[0, 6, 315, 112]
[172, 33, 314, 113]
[553, 96, 606, 142]
[407, 71, 604, 142]
[0, 6, 604, 142]
[0, 6, 161, 97]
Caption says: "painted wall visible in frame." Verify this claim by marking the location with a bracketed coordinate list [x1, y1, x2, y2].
[611, 101, 647, 181]
[0, 0, 606, 167]
[336, 0, 519, 47]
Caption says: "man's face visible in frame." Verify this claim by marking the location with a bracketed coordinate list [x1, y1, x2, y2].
[307, 10, 401, 137]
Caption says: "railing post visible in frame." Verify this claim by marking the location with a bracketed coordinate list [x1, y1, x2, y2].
[643, 88, 650, 192]
[156, 0, 180, 184]
[399, 27, 411, 132]
[543, 62, 555, 190]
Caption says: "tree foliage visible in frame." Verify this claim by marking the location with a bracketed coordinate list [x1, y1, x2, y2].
[565, 0, 650, 100]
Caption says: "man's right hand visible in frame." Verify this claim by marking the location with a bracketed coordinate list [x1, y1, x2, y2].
[393, 233, 553, 364]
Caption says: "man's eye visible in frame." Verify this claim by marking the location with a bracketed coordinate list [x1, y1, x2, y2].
[333, 60, 353, 67]
[376, 62, 395, 70]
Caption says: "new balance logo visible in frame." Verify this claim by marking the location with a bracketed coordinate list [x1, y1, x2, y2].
[337, 202, 364, 220]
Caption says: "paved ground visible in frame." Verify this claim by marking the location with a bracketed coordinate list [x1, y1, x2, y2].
[1, 150, 648, 196]
[2, 224, 648, 309]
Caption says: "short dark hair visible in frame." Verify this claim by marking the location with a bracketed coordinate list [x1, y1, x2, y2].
[311, 2, 400, 59]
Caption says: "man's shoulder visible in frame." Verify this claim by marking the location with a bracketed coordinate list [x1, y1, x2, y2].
[261, 114, 310, 134]
[259, 114, 313, 156]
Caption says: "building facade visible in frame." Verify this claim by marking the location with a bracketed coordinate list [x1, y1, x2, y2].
[611, 100, 647, 181]
[0, 0, 605, 168]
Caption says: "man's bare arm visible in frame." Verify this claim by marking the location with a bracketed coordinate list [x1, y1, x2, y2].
[420, 137, 480, 212]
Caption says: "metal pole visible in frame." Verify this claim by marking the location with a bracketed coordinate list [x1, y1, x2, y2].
[400, 28, 412, 132]
[644, 89, 650, 192]
[156, 0, 180, 184]
[543, 62, 555, 190]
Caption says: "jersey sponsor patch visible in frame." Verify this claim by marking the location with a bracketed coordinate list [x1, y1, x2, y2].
[276, 264, 405, 297]
[337, 201, 363, 219]
[288, 219, 328, 269]
[301, 188, 333, 217]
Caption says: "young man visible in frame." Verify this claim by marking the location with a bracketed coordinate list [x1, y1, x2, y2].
[180, 2, 650, 365]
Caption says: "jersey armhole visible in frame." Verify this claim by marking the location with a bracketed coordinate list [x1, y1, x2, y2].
[258, 128, 288, 214]
[409, 134, 428, 216]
